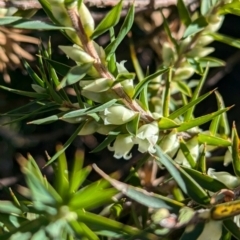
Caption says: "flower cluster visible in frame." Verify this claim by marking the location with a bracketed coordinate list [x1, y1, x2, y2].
[108, 121, 159, 160]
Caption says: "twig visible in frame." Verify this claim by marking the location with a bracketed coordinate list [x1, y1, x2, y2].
[0, 0, 198, 10]
[203, 50, 240, 91]
[67, 6, 154, 123]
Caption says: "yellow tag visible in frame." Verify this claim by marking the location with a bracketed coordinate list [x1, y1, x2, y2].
[211, 199, 240, 220]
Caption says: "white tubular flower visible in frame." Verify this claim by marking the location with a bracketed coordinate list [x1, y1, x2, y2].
[208, 168, 240, 189]
[134, 121, 159, 154]
[100, 105, 137, 125]
[108, 134, 134, 160]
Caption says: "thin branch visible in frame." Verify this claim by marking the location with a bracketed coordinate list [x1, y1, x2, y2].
[67, 6, 154, 123]
[0, 0, 198, 10]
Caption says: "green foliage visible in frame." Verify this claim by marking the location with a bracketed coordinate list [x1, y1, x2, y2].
[1, 0, 240, 239]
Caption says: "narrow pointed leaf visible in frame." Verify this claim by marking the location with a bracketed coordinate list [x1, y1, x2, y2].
[92, 164, 183, 211]
[198, 133, 231, 147]
[179, 138, 196, 168]
[91, 0, 123, 39]
[184, 66, 209, 121]
[177, 0, 192, 26]
[0, 201, 22, 215]
[44, 58, 71, 76]
[176, 81, 192, 97]
[158, 117, 180, 130]
[28, 115, 59, 125]
[70, 220, 100, 240]
[62, 99, 117, 119]
[70, 187, 118, 210]
[54, 144, 69, 198]
[105, 3, 135, 57]
[91, 131, 120, 153]
[126, 113, 140, 135]
[22, 60, 44, 87]
[223, 219, 240, 240]
[169, 89, 214, 120]
[209, 32, 240, 49]
[69, 166, 92, 193]
[183, 16, 208, 38]
[133, 68, 168, 99]
[177, 107, 231, 132]
[182, 166, 227, 192]
[44, 123, 85, 166]
[231, 123, 240, 178]
[155, 146, 187, 193]
[58, 63, 92, 89]
[0, 17, 74, 30]
[197, 144, 206, 173]
[155, 147, 210, 204]
[0, 85, 47, 98]
[76, 210, 158, 239]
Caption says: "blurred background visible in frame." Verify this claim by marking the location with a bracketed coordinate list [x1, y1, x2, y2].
[0, 0, 240, 197]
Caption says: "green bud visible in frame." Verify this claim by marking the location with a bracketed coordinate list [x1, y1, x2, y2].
[196, 35, 214, 46]
[159, 129, 179, 157]
[178, 36, 191, 55]
[151, 208, 170, 224]
[80, 78, 112, 92]
[162, 42, 177, 66]
[78, 2, 95, 37]
[93, 41, 106, 64]
[59, 45, 94, 63]
[173, 66, 195, 81]
[206, 15, 224, 32]
[100, 105, 137, 125]
[186, 47, 214, 58]
[78, 120, 97, 135]
[96, 124, 116, 135]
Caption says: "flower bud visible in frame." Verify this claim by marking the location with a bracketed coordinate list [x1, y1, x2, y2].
[206, 15, 224, 32]
[100, 105, 137, 125]
[108, 134, 134, 159]
[78, 120, 97, 135]
[173, 66, 195, 81]
[78, 2, 95, 37]
[59, 45, 94, 63]
[196, 35, 214, 46]
[186, 47, 214, 58]
[162, 42, 177, 66]
[93, 41, 106, 64]
[159, 130, 178, 155]
[96, 124, 116, 135]
[80, 78, 112, 92]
